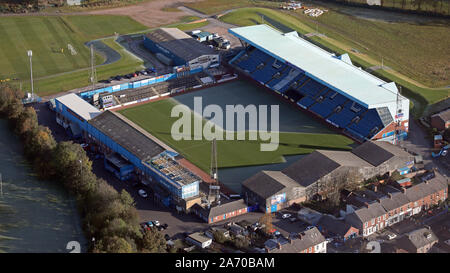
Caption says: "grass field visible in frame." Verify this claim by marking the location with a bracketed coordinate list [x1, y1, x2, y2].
[118, 82, 354, 172]
[0, 15, 147, 91]
[220, 7, 450, 116]
[19, 37, 144, 97]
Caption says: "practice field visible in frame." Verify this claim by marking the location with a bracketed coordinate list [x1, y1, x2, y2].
[118, 80, 354, 172]
[0, 15, 147, 82]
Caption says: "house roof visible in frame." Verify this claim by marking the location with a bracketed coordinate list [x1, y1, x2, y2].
[88, 111, 165, 161]
[378, 191, 410, 212]
[188, 232, 212, 244]
[282, 151, 340, 187]
[208, 199, 248, 218]
[397, 228, 438, 252]
[267, 227, 326, 253]
[242, 171, 301, 199]
[146, 28, 216, 62]
[55, 93, 101, 121]
[350, 202, 386, 223]
[431, 108, 450, 122]
[318, 215, 356, 237]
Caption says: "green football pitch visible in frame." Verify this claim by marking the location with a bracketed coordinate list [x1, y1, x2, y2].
[118, 81, 354, 172]
[0, 15, 147, 82]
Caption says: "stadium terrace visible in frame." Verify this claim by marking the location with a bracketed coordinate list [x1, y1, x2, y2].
[228, 24, 410, 142]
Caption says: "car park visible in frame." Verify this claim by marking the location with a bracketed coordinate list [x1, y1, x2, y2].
[138, 189, 148, 198]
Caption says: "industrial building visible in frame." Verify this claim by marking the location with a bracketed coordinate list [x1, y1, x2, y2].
[228, 24, 410, 143]
[242, 141, 415, 213]
[144, 28, 220, 70]
[54, 94, 202, 210]
[54, 93, 101, 138]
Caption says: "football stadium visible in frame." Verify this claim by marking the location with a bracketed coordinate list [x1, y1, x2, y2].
[52, 24, 413, 221]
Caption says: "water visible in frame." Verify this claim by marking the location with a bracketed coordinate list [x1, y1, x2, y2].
[0, 119, 87, 253]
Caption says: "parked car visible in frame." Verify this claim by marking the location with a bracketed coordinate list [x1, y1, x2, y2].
[162, 223, 168, 229]
[152, 220, 160, 226]
[387, 233, 397, 240]
[138, 189, 148, 198]
[282, 213, 291, 219]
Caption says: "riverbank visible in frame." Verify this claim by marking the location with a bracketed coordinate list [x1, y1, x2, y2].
[0, 119, 87, 253]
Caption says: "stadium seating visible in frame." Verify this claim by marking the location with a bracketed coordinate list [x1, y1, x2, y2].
[297, 79, 325, 97]
[347, 109, 383, 138]
[231, 47, 387, 141]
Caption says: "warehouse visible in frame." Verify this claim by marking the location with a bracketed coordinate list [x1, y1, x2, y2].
[242, 170, 306, 213]
[144, 28, 220, 70]
[242, 141, 415, 212]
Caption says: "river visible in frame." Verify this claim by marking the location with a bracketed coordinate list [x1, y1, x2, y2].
[0, 119, 87, 253]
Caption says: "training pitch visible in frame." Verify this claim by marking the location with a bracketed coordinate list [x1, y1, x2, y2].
[118, 80, 354, 172]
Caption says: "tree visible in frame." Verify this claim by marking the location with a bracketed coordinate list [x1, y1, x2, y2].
[51, 141, 95, 195]
[259, 213, 273, 235]
[213, 230, 227, 244]
[138, 229, 167, 253]
[15, 106, 38, 137]
[233, 236, 249, 250]
[24, 125, 56, 158]
[93, 235, 135, 253]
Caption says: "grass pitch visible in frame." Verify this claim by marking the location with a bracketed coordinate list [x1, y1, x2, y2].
[0, 15, 147, 91]
[118, 81, 354, 172]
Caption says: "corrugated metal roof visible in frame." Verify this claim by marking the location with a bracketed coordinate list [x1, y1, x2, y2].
[229, 25, 405, 108]
[146, 28, 216, 62]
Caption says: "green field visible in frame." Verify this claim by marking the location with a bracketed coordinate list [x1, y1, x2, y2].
[20, 37, 144, 97]
[219, 7, 450, 116]
[0, 15, 148, 94]
[118, 98, 353, 172]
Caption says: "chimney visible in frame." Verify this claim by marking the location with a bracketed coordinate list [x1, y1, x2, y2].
[277, 243, 282, 249]
[388, 193, 392, 199]
[374, 185, 378, 192]
[364, 202, 370, 208]
[288, 237, 293, 244]
[401, 187, 406, 193]
[265, 246, 270, 253]
[377, 199, 381, 203]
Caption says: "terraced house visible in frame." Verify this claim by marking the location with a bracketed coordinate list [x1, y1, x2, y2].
[345, 172, 448, 237]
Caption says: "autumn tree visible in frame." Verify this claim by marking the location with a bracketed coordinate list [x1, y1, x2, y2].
[137, 229, 167, 253]
[93, 235, 135, 253]
[259, 213, 273, 235]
